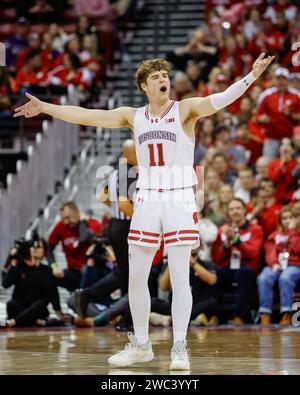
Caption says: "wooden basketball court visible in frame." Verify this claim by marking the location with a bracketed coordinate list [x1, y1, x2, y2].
[1, 326, 300, 375]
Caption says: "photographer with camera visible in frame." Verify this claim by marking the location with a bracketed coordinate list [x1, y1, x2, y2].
[212, 198, 264, 325]
[67, 237, 117, 317]
[1, 235, 63, 328]
[47, 201, 102, 292]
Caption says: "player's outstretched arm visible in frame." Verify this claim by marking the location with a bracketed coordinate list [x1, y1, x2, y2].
[14, 93, 135, 129]
[181, 52, 275, 120]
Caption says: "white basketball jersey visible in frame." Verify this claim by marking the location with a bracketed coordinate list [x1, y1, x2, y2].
[133, 100, 198, 189]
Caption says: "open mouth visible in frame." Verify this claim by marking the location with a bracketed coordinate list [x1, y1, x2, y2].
[160, 86, 167, 93]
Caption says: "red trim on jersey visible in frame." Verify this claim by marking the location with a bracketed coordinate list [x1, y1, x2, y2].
[165, 237, 199, 244]
[129, 229, 141, 235]
[164, 230, 199, 237]
[144, 100, 175, 122]
[142, 231, 161, 237]
[160, 100, 176, 119]
[178, 230, 199, 234]
[179, 237, 199, 241]
[128, 236, 159, 244]
[129, 229, 160, 237]
[140, 238, 159, 244]
[164, 231, 177, 237]
[165, 238, 179, 244]
[128, 236, 140, 241]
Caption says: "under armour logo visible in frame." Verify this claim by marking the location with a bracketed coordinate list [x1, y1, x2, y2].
[151, 119, 158, 123]
[243, 79, 249, 87]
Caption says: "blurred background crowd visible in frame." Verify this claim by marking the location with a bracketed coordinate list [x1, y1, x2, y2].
[1, 0, 300, 330]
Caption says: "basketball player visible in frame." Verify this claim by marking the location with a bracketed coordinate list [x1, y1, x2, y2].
[14, 52, 274, 370]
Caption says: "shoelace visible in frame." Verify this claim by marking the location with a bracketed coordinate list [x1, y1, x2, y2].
[172, 343, 189, 360]
[116, 343, 138, 359]
[116, 333, 138, 357]
[174, 349, 186, 360]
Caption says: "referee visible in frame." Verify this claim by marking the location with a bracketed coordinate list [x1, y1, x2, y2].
[104, 139, 137, 286]
[75, 140, 138, 317]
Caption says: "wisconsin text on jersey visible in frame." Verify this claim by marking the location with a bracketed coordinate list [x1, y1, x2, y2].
[138, 130, 177, 144]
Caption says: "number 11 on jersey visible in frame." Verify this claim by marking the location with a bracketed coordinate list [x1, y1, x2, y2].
[148, 143, 165, 166]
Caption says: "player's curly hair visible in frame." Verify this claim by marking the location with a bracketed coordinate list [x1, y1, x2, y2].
[135, 58, 170, 95]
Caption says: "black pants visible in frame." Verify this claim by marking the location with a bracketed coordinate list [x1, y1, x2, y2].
[108, 219, 130, 273]
[67, 294, 106, 317]
[151, 296, 217, 321]
[217, 266, 257, 321]
[7, 299, 49, 327]
[85, 218, 130, 299]
[87, 268, 128, 299]
[55, 268, 81, 292]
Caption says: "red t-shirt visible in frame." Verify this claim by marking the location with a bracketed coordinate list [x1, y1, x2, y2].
[211, 221, 264, 272]
[234, 137, 262, 165]
[247, 202, 283, 239]
[14, 67, 48, 92]
[267, 159, 298, 204]
[48, 219, 102, 271]
[266, 229, 300, 268]
[255, 87, 300, 140]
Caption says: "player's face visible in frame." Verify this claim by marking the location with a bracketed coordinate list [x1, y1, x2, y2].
[144, 70, 170, 101]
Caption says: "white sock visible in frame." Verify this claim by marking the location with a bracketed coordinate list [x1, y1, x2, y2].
[128, 244, 157, 345]
[134, 326, 149, 345]
[167, 245, 192, 347]
[173, 332, 187, 344]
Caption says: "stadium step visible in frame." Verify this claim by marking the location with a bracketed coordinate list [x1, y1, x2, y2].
[110, 0, 205, 107]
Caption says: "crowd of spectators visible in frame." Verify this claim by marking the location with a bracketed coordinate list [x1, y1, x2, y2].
[166, 0, 300, 325]
[1, 0, 300, 329]
[0, 0, 141, 148]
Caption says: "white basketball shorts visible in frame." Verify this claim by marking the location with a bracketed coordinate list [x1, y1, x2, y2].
[128, 188, 200, 249]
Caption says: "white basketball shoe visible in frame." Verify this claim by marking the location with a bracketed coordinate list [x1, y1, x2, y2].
[170, 340, 190, 371]
[108, 332, 154, 367]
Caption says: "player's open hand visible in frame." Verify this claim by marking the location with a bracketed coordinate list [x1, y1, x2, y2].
[252, 52, 275, 79]
[14, 92, 42, 118]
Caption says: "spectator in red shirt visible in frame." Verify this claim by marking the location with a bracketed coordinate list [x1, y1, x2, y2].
[16, 33, 42, 73]
[219, 35, 243, 79]
[257, 206, 300, 326]
[255, 67, 300, 159]
[14, 49, 48, 94]
[235, 123, 262, 166]
[248, 15, 284, 57]
[48, 53, 91, 93]
[48, 201, 102, 291]
[212, 198, 264, 324]
[248, 177, 282, 238]
[267, 139, 298, 204]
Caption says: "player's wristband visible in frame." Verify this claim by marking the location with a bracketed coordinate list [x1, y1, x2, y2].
[210, 72, 256, 111]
